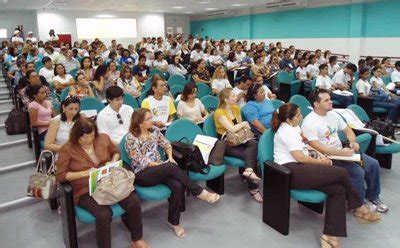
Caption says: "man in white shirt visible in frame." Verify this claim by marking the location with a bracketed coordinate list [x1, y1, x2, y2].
[190, 44, 204, 63]
[11, 30, 24, 44]
[301, 88, 388, 213]
[235, 45, 246, 63]
[60, 50, 80, 74]
[26, 31, 37, 44]
[390, 61, 400, 89]
[232, 76, 252, 107]
[332, 63, 357, 90]
[97, 86, 134, 145]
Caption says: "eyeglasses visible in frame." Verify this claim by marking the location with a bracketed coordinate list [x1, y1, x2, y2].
[117, 113, 123, 125]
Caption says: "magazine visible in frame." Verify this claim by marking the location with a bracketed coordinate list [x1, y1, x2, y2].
[89, 160, 123, 196]
[193, 134, 218, 164]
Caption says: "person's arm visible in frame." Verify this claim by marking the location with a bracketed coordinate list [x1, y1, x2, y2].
[28, 107, 50, 127]
[291, 150, 332, 166]
[308, 140, 355, 156]
[53, 79, 66, 91]
[192, 74, 210, 84]
[342, 126, 359, 152]
[87, 85, 95, 97]
[56, 146, 93, 182]
[251, 65, 261, 77]
[67, 76, 75, 87]
[92, 77, 105, 92]
[44, 119, 62, 152]
[218, 115, 248, 133]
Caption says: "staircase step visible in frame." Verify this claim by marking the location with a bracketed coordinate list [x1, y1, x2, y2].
[0, 109, 12, 115]
[0, 166, 34, 204]
[0, 132, 27, 143]
[0, 160, 36, 174]
[0, 140, 34, 168]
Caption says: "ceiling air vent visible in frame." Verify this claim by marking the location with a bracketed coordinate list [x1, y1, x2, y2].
[266, 0, 307, 9]
[205, 10, 234, 17]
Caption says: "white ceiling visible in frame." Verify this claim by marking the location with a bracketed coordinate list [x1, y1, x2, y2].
[0, 0, 378, 15]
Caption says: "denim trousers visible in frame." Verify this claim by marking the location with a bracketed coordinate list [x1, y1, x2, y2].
[333, 153, 381, 201]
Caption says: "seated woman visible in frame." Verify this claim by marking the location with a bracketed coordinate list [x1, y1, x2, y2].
[79, 56, 95, 81]
[211, 66, 232, 95]
[39, 56, 54, 85]
[27, 84, 55, 141]
[56, 117, 149, 248]
[69, 72, 95, 99]
[207, 48, 225, 68]
[92, 64, 110, 101]
[242, 83, 275, 136]
[251, 55, 270, 83]
[177, 82, 208, 123]
[167, 55, 188, 78]
[357, 67, 399, 123]
[141, 77, 176, 128]
[53, 63, 75, 92]
[117, 66, 142, 98]
[214, 88, 262, 203]
[44, 96, 80, 154]
[192, 59, 211, 85]
[253, 76, 276, 100]
[119, 49, 135, 68]
[107, 61, 120, 86]
[125, 108, 220, 237]
[226, 52, 249, 83]
[272, 103, 381, 248]
[153, 51, 169, 72]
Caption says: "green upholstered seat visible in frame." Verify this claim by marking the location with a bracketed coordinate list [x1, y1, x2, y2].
[290, 190, 327, 203]
[75, 204, 125, 224]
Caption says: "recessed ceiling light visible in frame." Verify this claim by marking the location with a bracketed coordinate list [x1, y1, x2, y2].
[232, 3, 247, 7]
[204, 7, 217, 11]
[197, 1, 211, 4]
[172, 6, 185, 9]
[184, 11, 194, 14]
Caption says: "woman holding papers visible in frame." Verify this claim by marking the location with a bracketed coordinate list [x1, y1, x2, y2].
[125, 108, 220, 238]
[177, 82, 208, 123]
[273, 103, 381, 248]
[56, 117, 149, 248]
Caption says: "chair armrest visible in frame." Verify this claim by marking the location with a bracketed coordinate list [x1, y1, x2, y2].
[58, 181, 78, 247]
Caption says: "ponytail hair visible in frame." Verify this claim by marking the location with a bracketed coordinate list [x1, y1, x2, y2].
[271, 103, 299, 132]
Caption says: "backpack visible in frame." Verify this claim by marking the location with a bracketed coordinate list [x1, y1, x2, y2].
[5, 107, 27, 135]
[365, 118, 396, 139]
[171, 138, 209, 174]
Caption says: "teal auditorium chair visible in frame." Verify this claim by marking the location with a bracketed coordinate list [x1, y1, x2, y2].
[34, 61, 43, 72]
[143, 77, 153, 91]
[348, 104, 400, 169]
[60, 87, 70, 102]
[169, 85, 184, 98]
[165, 119, 227, 194]
[257, 129, 327, 235]
[289, 95, 312, 117]
[123, 93, 140, 109]
[351, 83, 387, 117]
[149, 68, 166, 79]
[271, 99, 284, 109]
[167, 75, 188, 88]
[69, 68, 79, 78]
[80, 97, 105, 113]
[200, 95, 219, 112]
[196, 83, 212, 98]
[202, 114, 246, 170]
[138, 89, 149, 105]
[119, 135, 172, 201]
[276, 71, 301, 102]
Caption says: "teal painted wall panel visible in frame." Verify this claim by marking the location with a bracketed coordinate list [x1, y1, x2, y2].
[190, 1, 399, 39]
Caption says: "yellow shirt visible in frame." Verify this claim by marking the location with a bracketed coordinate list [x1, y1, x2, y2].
[214, 105, 241, 135]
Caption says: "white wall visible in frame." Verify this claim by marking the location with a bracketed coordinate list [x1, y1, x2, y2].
[164, 14, 190, 36]
[36, 10, 165, 46]
[0, 10, 38, 40]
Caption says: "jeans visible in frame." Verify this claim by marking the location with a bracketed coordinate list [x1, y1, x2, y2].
[333, 153, 381, 201]
[373, 100, 399, 122]
[332, 93, 353, 107]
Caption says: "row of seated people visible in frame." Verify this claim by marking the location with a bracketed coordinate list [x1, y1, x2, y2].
[25, 80, 389, 248]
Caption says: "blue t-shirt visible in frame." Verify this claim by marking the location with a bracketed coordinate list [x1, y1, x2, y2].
[243, 99, 275, 129]
[132, 65, 150, 76]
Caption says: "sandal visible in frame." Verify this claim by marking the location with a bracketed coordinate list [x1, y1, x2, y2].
[354, 207, 381, 224]
[197, 190, 220, 203]
[130, 239, 150, 248]
[167, 223, 186, 238]
[249, 189, 263, 203]
[320, 235, 341, 248]
[242, 170, 261, 183]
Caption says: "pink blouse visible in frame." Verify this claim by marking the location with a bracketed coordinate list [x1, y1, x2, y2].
[28, 100, 53, 134]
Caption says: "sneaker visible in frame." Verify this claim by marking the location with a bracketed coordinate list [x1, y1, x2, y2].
[369, 199, 389, 213]
[364, 201, 377, 212]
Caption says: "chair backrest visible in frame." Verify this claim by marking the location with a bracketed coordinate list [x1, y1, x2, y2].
[258, 129, 275, 174]
[289, 95, 312, 117]
[167, 75, 188, 88]
[60, 87, 71, 102]
[119, 135, 131, 165]
[138, 89, 149, 105]
[271, 99, 284, 109]
[382, 76, 391, 85]
[276, 71, 291, 84]
[69, 68, 79, 78]
[202, 114, 218, 138]
[290, 70, 297, 81]
[123, 93, 140, 109]
[35, 62, 43, 72]
[149, 68, 165, 79]
[165, 119, 203, 143]
[200, 95, 219, 112]
[311, 78, 317, 90]
[170, 85, 184, 98]
[197, 83, 211, 98]
[347, 104, 370, 122]
[144, 77, 153, 91]
[80, 97, 105, 113]
[351, 82, 359, 104]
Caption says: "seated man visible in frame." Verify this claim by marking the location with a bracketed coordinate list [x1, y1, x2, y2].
[97, 86, 134, 145]
[301, 88, 388, 213]
[278, 49, 294, 72]
[316, 64, 353, 107]
[18, 70, 51, 108]
[18, 62, 49, 90]
[390, 61, 400, 91]
[132, 55, 150, 83]
[331, 63, 357, 92]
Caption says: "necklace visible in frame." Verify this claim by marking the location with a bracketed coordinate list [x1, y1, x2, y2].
[82, 145, 94, 154]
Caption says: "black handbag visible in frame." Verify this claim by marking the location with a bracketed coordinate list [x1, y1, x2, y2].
[365, 118, 396, 139]
[5, 107, 27, 135]
[171, 138, 210, 174]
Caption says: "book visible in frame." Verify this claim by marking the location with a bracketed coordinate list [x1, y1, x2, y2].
[89, 160, 123, 196]
[328, 154, 361, 162]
